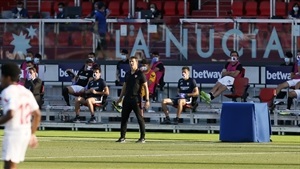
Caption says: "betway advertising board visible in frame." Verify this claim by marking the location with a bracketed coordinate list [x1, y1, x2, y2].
[192, 64, 224, 83]
[58, 63, 83, 82]
[265, 66, 292, 84]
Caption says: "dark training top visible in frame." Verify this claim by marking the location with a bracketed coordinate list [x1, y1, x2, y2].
[124, 69, 147, 97]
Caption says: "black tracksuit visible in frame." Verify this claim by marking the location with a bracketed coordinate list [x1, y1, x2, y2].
[120, 69, 147, 139]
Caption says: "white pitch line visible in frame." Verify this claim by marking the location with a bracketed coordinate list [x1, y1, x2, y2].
[25, 152, 298, 160]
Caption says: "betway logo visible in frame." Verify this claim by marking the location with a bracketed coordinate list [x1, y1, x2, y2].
[266, 71, 290, 80]
[59, 68, 79, 77]
[193, 70, 221, 79]
[120, 69, 127, 78]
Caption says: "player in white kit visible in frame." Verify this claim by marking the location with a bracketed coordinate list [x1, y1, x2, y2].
[0, 63, 41, 169]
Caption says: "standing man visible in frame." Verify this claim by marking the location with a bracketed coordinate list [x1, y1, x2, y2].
[94, 1, 108, 60]
[0, 63, 41, 169]
[115, 56, 150, 143]
[161, 66, 199, 125]
[24, 67, 43, 109]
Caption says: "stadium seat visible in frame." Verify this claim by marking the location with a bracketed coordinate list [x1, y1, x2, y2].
[40, 1, 53, 14]
[288, 1, 297, 13]
[231, 1, 244, 16]
[224, 77, 249, 102]
[275, 2, 287, 17]
[177, 1, 189, 16]
[81, 1, 93, 17]
[71, 32, 83, 46]
[3, 32, 13, 46]
[136, 1, 149, 10]
[245, 1, 258, 16]
[45, 32, 56, 46]
[163, 1, 177, 16]
[84, 31, 93, 47]
[257, 88, 276, 110]
[259, 1, 270, 17]
[57, 32, 70, 46]
[108, 1, 121, 17]
[121, 1, 129, 16]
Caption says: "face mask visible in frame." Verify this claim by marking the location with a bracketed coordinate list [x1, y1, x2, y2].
[34, 58, 40, 64]
[93, 73, 98, 79]
[284, 58, 290, 63]
[87, 65, 92, 70]
[150, 8, 155, 12]
[152, 57, 159, 63]
[121, 54, 127, 60]
[17, 8, 22, 11]
[231, 57, 238, 62]
[140, 66, 147, 71]
[294, 7, 299, 11]
[297, 55, 300, 61]
[58, 8, 63, 12]
[25, 57, 31, 61]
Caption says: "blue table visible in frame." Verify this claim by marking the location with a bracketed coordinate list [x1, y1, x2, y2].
[220, 102, 271, 142]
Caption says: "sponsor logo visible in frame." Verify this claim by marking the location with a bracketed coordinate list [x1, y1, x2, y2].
[193, 70, 222, 79]
[266, 71, 290, 80]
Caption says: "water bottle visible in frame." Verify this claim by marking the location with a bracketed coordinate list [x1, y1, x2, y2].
[127, 13, 131, 19]
[54, 12, 57, 19]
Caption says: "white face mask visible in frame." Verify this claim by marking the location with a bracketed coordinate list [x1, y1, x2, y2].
[58, 8, 63, 12]
[34, 58, 40, 64]
[297, 55, 300, 61]
[140, 66, 147, 71]
[284, 58, 290, 63]
[27, 73, 33, 80]
[25, 57, 31, 61]
[121, 54, 127, 60]
[150, 8, 155, 12]
[87, 65, 92, 70]
[17, 8, 22, 11]
[231, 57, 238, 62]
[294, 7, 299, 11]
[93, 73, 98, 79]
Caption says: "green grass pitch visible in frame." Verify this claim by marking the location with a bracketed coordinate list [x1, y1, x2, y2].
[0, 131, 299, 169]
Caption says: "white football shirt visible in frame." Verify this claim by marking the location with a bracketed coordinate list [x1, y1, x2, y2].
[1, 84, 39, 133]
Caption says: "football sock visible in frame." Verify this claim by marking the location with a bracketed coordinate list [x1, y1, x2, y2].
[209, 92, 215, 100]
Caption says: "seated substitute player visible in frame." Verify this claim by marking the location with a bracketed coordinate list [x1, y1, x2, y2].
[62, 58, 94, 106]
[161, 66, 199, 125]
[275, 51, 300, 97]
[0, 63, 41, 169]
[73, 67, 109, 123]
[200, 51, 243, 103]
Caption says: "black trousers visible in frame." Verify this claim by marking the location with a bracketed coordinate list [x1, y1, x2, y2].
[120, 96, 145, 139]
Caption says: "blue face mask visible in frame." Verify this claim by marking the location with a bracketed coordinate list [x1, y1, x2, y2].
[152, 57, 159, 63]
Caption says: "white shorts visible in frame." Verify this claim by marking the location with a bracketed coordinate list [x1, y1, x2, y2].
[217, 76, 235, 89]
[2, 131, 31, 163]
[70, 85, 84, 93]
[286, 79, 300, 87]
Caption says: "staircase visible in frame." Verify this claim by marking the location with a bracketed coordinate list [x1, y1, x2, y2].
[191, 0, 232, 18]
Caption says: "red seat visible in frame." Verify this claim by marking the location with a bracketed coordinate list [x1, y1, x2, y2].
[121, 1, 129, 16]
[82, 2, 93, 16]
[3, 32, 13, 46]
[163, 1, 177, 16]
[71, 32, 83, 46]
[57, 32, 70, 46]
[45, 32, 56, 46]
[224, 77, 249, 102]
[177, 1, 189, 16]
[84, 31, 93, 47]
[276, 2, 287, 17]
[40, 1, 53, 13]
[259, 1, 270, 17]
[136, 1, 148, 10]
[108, 1, 121, 17]
[258, 88, 276, 108]
[231, 1, 244, 16]
[245, 1, 258, 16]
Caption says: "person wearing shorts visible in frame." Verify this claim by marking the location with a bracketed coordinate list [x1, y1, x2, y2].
[161, 66, 199, 125]
[276, 51, 300, 102]
[73, 67, 109, 123]
[62, 58, 94, 106]
[200, 51, 243, 104]
[0, 63, 41, 169]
